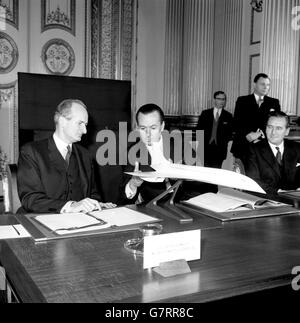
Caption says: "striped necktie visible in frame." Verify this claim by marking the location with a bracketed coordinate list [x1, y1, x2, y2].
[275, 147, 282, 165]
[65, 145, 72, 166]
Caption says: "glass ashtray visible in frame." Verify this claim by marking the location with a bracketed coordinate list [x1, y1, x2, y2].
[124, 238, 144, 256]
[124, 223, 163, 256]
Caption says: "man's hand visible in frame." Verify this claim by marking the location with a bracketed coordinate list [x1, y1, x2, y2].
[128, 161, 143, 191]
[99, 202, 117, 209]
[246, 129, 265, 143]
[69, 198, 102, 213]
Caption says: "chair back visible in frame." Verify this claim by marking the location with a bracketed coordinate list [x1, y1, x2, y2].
[5, 164, 22, 214]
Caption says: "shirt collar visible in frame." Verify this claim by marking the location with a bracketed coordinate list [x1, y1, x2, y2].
[254, 93, 264, 102]
[146, 135, 163, 150]
[268, 140, 284, 155]
[53, 133, 72, 158]
[213, 107, 222, 117]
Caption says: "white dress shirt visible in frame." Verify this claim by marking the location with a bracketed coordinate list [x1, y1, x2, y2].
[254, 93, 264, 105]
[53, 133, 72, 160]
[213, 108, 222, 120]
[268, 141, 284, 159]
[125, 137, 171, 199]
[53, 133, 74, 213]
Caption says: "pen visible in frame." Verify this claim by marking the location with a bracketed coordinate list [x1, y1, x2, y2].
[12, 225, 20, 236]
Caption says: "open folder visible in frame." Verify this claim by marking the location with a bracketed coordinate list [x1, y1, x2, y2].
[34, 207, 160, 236]
[183, 188, 285, 213]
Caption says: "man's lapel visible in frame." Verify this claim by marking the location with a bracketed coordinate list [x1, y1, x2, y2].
[282, 140, 297, 178]
[260, 140, 281, 177]
[48, 137, 67, 173]
[73, 144, 89, 193]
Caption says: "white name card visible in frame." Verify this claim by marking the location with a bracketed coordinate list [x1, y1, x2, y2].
[143, 229, 201, 269]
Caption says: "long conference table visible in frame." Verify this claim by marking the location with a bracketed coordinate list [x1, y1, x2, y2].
[0, 203, 300, 303]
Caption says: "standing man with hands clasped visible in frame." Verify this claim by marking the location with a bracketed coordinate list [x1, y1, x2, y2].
[197, 91, 233, 169]
[17, 99, 116, 213]
[231, 73, 281, 164]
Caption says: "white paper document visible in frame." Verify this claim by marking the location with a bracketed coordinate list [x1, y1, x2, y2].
[0, 224, 31, 239]
[35, 207, 159, 235]
[184, 188, 283, 213]
[126, 163, 266, 194]
[143, 229, 201, 269]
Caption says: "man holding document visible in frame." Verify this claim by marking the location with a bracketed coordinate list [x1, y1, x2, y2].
[120, 104, 182, 204]
[245, 111, 300, 196]
[17, 99, 116, 213]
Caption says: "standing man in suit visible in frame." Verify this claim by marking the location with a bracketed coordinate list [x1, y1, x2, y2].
[17, 99, 115, 213]
[245, 111, 300, 196]
[120, 104, 181, 204]
[231, 73, 281, 164]
[197, 91, 233, 168]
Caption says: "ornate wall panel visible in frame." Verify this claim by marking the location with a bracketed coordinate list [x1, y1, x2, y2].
[41, 38, 75, 75]
[41, 0, 75, 35]
[0, 0, 19, 30]
[90, 0, 133, 80]
[0, 31, 18, 73]
[0, 81, 17, 162]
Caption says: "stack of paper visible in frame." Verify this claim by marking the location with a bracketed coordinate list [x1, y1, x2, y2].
[0, 224, 31, 239]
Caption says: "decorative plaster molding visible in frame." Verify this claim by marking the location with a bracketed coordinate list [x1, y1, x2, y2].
[0, 81, 18, 162]
[41, 38, 75, 75]
[0, 0, 19, 30]
[0, 31, 18, 74]
[41, 0, 76, 36]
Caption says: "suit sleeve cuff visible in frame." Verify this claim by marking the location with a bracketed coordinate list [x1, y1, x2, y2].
[60, 201, 75, 213]
[125, 182, 137, 199]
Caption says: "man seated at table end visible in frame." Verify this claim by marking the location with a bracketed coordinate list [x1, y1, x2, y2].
[17, 99, 116, 214]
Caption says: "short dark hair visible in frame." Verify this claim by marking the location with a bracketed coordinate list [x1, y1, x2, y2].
[213, 91, 226, 100]
[267, 111, 290, 128]
[254, 73, 269, 83]
[136, 104, 165, 124]
[54, 99, 87, 124]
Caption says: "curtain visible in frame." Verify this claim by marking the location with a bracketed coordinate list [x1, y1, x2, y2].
[260, 0, 300, 114]
[217, 0, 243, 114]
[163, 0, 215, 115]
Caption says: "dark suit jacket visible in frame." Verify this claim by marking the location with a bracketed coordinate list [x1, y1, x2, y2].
[119, 133, 182, 204]
[245, 139, 300, 196]
[17, 137, 101, 213]
[197, 108, 233, 160]
[231, 94, 280, 160]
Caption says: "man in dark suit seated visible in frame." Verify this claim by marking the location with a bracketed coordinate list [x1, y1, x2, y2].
[119, 104, 182, 204]
[17, 99, 116, 213]
[245, 111, 300, 196]
[231, 73, 281, 164]
[197, 91, 233, 168]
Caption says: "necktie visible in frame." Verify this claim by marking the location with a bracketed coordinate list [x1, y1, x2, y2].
[65, 145, 72, 166]
[215, 111, 219, 122]
[258, 96, 264, 107]
[275, 147, 282, 165]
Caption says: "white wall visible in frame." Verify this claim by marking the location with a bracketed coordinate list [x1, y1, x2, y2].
[135, 0, 166, 111]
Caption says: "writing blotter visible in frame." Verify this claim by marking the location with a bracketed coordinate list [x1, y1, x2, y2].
[15, 207, 161, 242]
